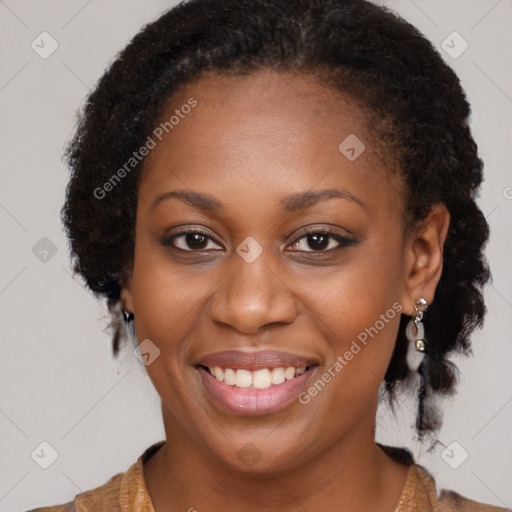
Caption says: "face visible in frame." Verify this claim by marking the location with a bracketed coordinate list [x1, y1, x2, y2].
[122, 69, 423, 473]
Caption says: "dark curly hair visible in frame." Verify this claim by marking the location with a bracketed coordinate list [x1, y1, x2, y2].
[61, 0, 490, 438]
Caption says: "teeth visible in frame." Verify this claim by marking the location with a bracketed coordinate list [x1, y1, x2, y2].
[204, 365, 309, 388]
[235, 369, 252, 388]
[224, 368, 236, 386]
[213, 366, 224, 381]
[253, 369, 271, 389]
[284, 367, 296, 380]
[271, 367, 285, 385]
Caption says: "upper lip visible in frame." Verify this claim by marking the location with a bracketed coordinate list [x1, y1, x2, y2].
[196, 350, 319, 371]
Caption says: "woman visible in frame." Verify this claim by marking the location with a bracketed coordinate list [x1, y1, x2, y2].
[27, 0, 509, 510]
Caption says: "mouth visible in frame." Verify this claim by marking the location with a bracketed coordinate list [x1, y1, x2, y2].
[198, 364, 315, 388]
[195, 350, 319, 415]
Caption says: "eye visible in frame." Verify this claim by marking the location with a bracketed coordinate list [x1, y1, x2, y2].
[288, 227, 356, 252]
[162, 226, 356, 253]
[162, 228, 223, 252]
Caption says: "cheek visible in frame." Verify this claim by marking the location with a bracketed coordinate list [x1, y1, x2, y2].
[302, 239, 404, 342]
[297, 242, 404, 400]
[299, 283, 402, 433]
[129, 232, 221, 342]
[309, 281, 401, 391]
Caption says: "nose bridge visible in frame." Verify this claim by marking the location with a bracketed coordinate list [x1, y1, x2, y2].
[209, 242, 296, 333]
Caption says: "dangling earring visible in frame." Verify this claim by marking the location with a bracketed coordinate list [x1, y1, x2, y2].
[405, 297, 427, 372]
[406, 297, 429, 436]
[123, 310, 139, 350]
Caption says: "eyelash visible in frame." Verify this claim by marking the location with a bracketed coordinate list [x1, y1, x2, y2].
[162, 226, 356, 253]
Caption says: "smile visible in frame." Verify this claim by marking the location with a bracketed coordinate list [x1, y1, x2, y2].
[197, 365, 317, 415]
[202, 365, 310, 389]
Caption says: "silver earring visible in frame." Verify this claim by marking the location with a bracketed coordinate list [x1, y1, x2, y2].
[405, 297, 428, 372]
[124, 312, 139, 350]
[124, 314, 149, 371]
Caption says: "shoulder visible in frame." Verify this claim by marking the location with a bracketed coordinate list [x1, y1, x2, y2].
[25, 441, 164, 512]
[379, 445, 510, 512]
[24, 471, 125, 512]
[411, 464, 510, 512]
[438, 488, 511, 512]
[25, 504, 77, 512]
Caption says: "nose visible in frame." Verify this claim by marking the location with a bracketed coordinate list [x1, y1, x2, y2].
[209, 251, 297, 335]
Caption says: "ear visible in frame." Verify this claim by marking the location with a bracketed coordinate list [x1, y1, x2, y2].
[120, 266, 135, 314]
[400, 203, 450, 316]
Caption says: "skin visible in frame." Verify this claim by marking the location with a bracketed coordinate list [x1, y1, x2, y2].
[121, 69, 450, 511]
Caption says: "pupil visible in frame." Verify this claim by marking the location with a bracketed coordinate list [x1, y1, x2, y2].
[309, 234, 328, 250]
[187, 233, 207, 249]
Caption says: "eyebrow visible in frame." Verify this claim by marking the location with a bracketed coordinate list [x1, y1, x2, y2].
[150, 188, 364, 213]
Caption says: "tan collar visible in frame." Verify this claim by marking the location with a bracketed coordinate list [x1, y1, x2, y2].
[113, 441, 438, 512]
[47, 441, 506, 511]
[394, 464, 438, 511]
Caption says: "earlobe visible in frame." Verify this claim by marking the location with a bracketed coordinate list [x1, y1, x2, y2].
[120, 268, 135, 314]
[401, 203, 450, 315]
[120, 287, 134, 314]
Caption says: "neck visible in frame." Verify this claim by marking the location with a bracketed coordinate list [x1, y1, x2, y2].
[144, 403, 410, 512]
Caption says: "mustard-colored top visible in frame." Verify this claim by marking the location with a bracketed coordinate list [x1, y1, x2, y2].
[26, 441, 510, 512]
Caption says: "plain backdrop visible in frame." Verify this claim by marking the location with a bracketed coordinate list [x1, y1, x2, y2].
[1, 1, 511, 510]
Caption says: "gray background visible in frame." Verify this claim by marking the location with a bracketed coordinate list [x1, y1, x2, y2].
[1, 0, 511, 510]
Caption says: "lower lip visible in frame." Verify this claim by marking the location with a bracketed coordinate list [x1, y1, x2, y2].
[197, 366, 316, 415]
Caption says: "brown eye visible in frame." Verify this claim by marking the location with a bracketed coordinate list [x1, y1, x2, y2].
[162, 230, 223, 252]
[289, 229, 356, 253]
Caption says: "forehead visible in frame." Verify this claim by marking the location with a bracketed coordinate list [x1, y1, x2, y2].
[137, 69, 403, 218]
[152, 68, 371, 156]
